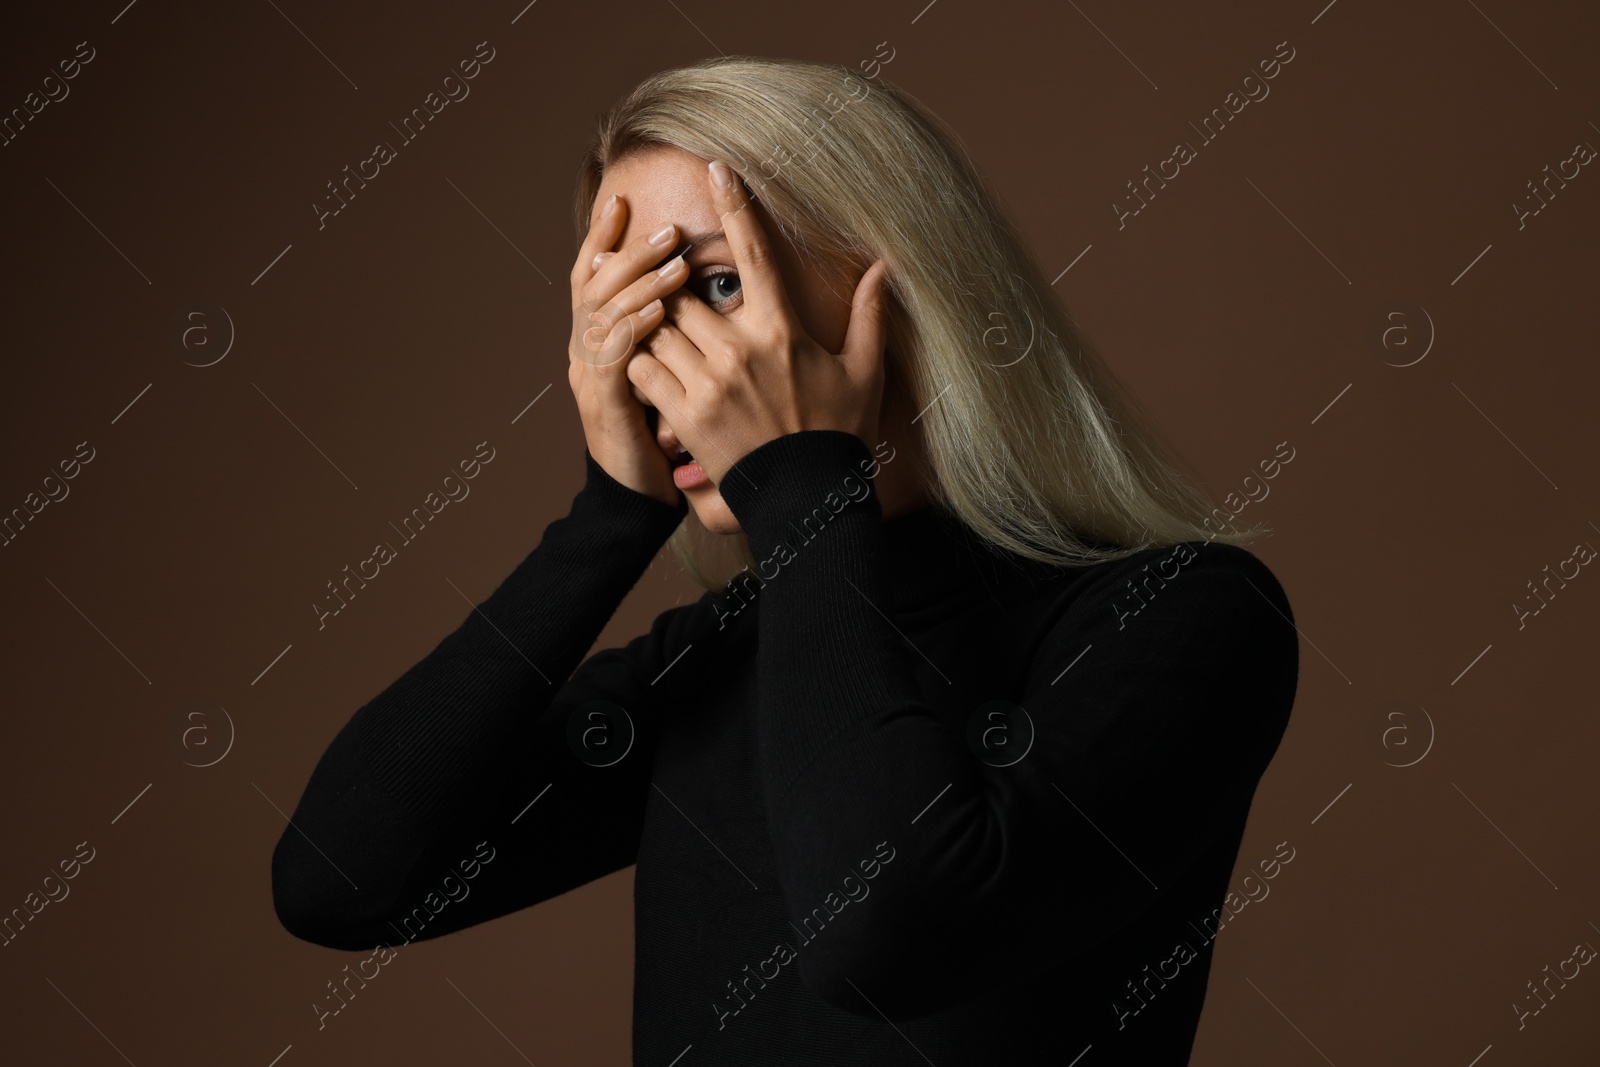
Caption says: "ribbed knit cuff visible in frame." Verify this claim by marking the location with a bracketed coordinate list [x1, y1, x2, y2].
[577, 448, 691, 532]
[445, 447, 690, 657]
[715, 430, 883, 559]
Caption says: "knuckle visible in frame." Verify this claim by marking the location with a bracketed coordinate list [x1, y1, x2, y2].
[741, 238, 775, 272]
[589, 301, 619, 330]
[615, 317, 641, 349]
[581, 324, 606, 351]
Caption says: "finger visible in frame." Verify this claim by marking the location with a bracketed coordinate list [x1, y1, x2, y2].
[580, 220, 682, 316]
[639, 322, 745, 481]
[588, 252, 689, 333]
[838, 259, 892, 373]
[642, 322, 714, 395]
[662, 286, 735, 356]
[579, 298, 664, 368]
[706, 160, 798, 327]
[625, 351, 687, 426]
[571, 193, 625, 293]
[629, 342, 730, 481]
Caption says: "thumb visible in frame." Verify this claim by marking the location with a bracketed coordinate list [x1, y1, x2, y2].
[839, 258, 890, 373]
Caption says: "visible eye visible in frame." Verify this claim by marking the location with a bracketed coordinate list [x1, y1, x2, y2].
[689, 267, 742, 312]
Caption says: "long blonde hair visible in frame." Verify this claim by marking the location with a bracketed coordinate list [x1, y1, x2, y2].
[573, 55, 1268, 594]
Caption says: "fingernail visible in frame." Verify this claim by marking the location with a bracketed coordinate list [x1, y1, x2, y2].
[657, 254, 685, 278]
[708, 160, 735, 189]
[592, 251, 612, 271]
[600, 193, 618, 218]
[643, 298, 663, 316]
[648, 223, 676, 246]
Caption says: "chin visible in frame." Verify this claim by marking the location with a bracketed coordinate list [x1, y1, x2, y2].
[690, 489, 742, 536]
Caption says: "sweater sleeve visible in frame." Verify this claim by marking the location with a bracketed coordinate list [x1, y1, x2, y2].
[715, 429, 1301, 1022]
[271, 449, 694, 952]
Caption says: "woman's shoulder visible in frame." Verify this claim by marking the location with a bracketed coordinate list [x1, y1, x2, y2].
[1018, 537, 1296, 651]
[1077, 537, 1286, 600]
[1013, 538, 1300, 724]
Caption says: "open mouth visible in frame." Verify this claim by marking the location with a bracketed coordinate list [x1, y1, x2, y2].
[672, 449, 696, 468]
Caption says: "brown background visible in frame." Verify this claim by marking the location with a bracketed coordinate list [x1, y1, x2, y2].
[2, 0, 1596, 1063]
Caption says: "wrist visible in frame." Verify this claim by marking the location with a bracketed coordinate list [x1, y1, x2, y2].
[717, 431, 884, 557]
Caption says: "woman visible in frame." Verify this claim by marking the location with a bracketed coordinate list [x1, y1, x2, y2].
[272, 56, 1299, 1065]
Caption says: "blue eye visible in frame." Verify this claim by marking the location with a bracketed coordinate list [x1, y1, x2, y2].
[692, 268, 742, 311]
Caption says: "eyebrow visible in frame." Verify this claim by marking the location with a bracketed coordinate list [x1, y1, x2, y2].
[649, 229, 728, 273]
[669, 230, 726, 258]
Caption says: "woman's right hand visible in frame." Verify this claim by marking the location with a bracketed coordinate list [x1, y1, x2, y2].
[568, 193, 690, 507]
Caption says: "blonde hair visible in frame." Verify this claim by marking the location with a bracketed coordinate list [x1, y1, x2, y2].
[573, 55, 1269, 594]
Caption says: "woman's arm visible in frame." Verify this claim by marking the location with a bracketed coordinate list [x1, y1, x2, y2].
[716, 429, 1301, 1022]
[271, 449, 692, 951]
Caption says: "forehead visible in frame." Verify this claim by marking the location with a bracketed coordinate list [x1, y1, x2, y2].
[593, 145, 722, 245]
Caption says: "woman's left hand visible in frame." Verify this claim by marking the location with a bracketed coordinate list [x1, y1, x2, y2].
[624, 159, 893, 487]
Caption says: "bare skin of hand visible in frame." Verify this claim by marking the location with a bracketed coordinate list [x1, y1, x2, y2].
[566, 193, 693, 507]
[626, 159, 892, 488]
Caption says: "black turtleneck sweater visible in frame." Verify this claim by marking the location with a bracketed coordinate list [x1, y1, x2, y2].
[271, 429, 1299, 1066]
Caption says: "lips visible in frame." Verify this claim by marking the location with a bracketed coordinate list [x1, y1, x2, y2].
[672, 456, 709, 490]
